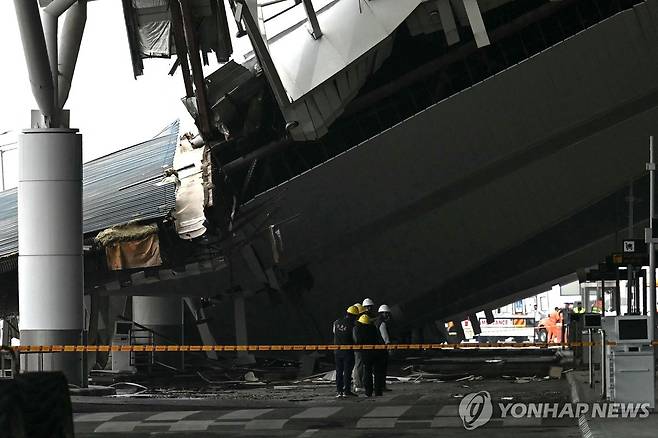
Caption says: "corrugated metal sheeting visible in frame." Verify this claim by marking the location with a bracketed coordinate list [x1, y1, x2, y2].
[0, 121, 179, 259]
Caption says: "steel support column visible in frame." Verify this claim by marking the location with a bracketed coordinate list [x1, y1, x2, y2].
[233, 290, 255, 364]
[178, 0, 212, 137]
[13, 0, 54, 123]
[301, 0, 322, 39]
[14, 0, 87, 387]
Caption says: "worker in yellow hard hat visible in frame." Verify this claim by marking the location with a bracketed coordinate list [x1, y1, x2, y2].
[352, 312, 382, 397]
[351, 304, 368, 393]
[332, 305, 359, 397]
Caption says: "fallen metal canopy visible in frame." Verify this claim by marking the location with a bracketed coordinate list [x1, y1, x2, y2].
[0, 121, 180, 260]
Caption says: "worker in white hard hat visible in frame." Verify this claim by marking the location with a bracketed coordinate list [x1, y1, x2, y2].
[376, 304, 394, 392]
[362, 298, 376, 318]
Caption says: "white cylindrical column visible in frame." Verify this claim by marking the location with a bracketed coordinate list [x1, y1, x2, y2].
[18, 128, 83, 386]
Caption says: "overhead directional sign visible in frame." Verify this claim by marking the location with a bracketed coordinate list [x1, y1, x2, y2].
[623, 239, 646, 253]
[608, 252, 648, 267]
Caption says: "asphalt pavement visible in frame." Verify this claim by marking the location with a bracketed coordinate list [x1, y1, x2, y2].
[73, 377, 581, 437]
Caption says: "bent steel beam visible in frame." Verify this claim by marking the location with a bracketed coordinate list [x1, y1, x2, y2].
[178, 0, 212, 137]
[301, 0, 322, 39]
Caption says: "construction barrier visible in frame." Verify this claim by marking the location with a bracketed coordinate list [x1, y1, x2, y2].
[9, 341, 658, 353]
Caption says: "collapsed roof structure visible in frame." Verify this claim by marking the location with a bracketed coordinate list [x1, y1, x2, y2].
[5, 0, 657, 347]
[117, 0, 658, 344]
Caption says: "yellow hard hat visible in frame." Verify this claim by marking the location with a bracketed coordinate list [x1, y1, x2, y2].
[358, 314, 371, 324]
[347, 305, 359, 315]
[356, 304, 366, 314]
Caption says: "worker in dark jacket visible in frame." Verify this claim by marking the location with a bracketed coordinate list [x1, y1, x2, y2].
[333, 305, 359, 397]
[353, 314, 383, 396]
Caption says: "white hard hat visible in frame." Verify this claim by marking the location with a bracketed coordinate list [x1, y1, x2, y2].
[378, 304, 391, 313]
[362, 298, 374, 306]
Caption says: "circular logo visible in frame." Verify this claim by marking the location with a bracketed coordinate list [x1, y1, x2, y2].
[459, 391, 493, 430]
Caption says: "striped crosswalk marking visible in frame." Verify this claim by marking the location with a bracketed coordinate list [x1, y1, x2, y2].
[169, 420, 215, 431]
[245, 419, 289, 429]
[431, 416, 462, 428]
[76, 412, 130, 422]
[218, 409, 273, 419]
[292, 407, 342, 419]
[145, 411, 200, 421]
[357, 418, 397, 428]
[94, 421, 141, 432]
[436, 405, 459, 417]
[363, 406, 411, 418]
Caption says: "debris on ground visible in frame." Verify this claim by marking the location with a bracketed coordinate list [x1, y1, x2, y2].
[244, 371, 259, 382]
[512, 376, 550, 384]
[548, 366, 563, 379]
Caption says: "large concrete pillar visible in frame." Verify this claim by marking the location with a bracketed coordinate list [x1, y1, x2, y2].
[18, 129, 84, 386]
[133, 296, 182, 368]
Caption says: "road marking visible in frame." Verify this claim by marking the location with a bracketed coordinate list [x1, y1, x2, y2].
[169, 420, 215, 431]
[212, 421, 249, 426]
[436, 405, 459, 417]
[145, 411, 200, 421]
[431, 417, 462, 428]
[297, 429, 319, 437]
[245, 419, 289, 429]
[292, 407, 342, 419]
[94, 421, 141, 432]
[357, 418, 397, 428]
[363, 406, 411, 417]
[76, 412, 131, 422]
[218, 409, 273, 419]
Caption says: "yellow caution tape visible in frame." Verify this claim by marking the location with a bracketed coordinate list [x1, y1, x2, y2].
[10, 341, 658, 353]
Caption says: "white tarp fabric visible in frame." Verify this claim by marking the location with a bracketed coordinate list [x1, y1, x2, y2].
[138, 20, 172, 57]
[133, 0, 172, 57]
[172, 135, 207, 240]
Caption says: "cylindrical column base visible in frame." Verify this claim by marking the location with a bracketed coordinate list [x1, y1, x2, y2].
[20, 329, 83, 386]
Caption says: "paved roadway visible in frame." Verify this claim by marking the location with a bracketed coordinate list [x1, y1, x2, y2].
[74, 379, 582, 437]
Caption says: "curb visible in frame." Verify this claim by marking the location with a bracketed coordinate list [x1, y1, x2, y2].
[566, 371, 598, 438]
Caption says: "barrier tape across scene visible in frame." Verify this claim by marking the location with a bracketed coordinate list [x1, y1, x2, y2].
[6, 341, 658, 353]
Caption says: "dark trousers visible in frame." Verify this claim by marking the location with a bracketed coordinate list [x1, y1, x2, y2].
[373, 351, 387, 395]
[361, 352, 374, 396]
[335, 350, 355, 393]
